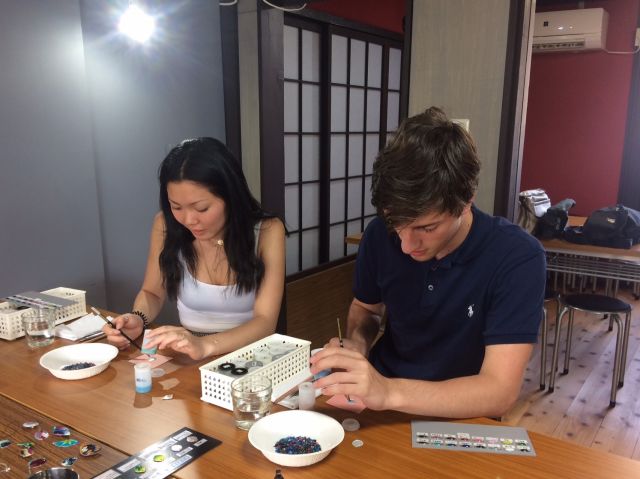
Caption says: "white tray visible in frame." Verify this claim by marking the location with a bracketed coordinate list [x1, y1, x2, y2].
[200, 333, 311, 411]
[0, 287, 86, 341]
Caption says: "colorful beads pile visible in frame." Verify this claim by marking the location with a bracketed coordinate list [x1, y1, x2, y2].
[274, 436, 321, 454]
[61, 362, 95, 371]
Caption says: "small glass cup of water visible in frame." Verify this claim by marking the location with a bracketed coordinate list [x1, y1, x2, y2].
[231, 375, 272, 430]
[21, 308, 56, 348]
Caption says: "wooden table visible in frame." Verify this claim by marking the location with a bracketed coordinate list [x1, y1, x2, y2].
[0, 394, 127, 477]
[2, 326, 640, 478]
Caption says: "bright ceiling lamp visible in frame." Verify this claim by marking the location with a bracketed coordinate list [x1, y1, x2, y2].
[119, 4, 155, 43]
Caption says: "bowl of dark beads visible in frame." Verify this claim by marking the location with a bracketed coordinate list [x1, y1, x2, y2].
[248, 410, 344, 467]
[39, 343, 119, 380]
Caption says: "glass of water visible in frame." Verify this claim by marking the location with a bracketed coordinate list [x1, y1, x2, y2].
[21, 308, 56, 348]
[231, 375, 272, 430]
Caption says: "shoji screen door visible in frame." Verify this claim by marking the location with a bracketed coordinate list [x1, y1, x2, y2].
[283, 16, 402, 275]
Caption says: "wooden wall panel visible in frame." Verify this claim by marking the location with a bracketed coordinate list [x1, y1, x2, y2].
[286, 260, 355, 348]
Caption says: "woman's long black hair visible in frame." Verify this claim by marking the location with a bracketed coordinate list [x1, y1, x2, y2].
[158, 137, 276, 300]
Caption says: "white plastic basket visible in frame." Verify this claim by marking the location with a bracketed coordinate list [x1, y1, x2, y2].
[200, 333, 311, 411]
[0, 287, 86, 341]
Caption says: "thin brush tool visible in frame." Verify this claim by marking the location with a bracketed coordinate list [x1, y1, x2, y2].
[91, 307, 142, 352]
[336, 317, 353, 402]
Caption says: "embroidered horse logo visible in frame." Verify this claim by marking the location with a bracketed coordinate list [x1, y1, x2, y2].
[467, 304, 474, 318]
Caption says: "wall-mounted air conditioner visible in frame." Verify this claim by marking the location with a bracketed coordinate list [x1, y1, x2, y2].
[533, 8, 608, 53]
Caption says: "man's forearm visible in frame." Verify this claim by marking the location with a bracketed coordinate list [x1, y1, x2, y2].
[346, 300, 383, 355]
[383, 343, 533, 418]
[384, 374, 515, 419]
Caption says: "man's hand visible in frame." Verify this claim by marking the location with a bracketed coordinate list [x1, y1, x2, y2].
[324, 336, 368, 357]
[310, 346, 391, 410]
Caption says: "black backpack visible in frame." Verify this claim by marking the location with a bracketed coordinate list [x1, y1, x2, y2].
[533, 198, 576, 240]
[568, 205, 640, 249]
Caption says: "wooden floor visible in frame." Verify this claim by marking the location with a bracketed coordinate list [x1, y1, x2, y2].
[503, 286, 640, 460]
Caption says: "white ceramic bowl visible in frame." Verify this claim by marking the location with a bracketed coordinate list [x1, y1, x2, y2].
[248, 410, 344, 467]
[39, 343, 119, 380]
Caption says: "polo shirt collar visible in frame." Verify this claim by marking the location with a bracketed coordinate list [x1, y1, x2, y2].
[427, 204, 489, 270]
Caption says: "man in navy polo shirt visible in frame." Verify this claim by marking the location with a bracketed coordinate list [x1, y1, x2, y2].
[310, 107, 545, 418]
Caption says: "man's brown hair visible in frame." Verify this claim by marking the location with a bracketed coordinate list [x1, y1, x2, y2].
[371, 106, 480, 228]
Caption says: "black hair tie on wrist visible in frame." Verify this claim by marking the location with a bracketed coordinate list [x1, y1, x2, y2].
[131, 310, 149, 329]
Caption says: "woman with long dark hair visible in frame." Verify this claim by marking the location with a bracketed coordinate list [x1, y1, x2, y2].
[103, 138, 285, 360]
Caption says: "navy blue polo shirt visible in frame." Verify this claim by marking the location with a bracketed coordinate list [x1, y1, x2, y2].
[355, 205, 546, 381]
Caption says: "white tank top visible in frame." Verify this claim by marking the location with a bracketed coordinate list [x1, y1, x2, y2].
[176, 223, 261, 333]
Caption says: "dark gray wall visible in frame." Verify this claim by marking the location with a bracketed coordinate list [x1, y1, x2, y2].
[0, 0, 226, 321]
[0, 0, 107, 306]
[80, 0, 226, 319]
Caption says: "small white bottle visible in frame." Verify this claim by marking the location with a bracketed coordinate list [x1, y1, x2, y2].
[134, 363, 152, 393]
[298, 381, 315, 410]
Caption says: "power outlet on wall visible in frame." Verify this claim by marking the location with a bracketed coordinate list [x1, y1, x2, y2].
[452, 118, 470, 132]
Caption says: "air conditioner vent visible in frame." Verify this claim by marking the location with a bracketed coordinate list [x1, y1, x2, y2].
[532, 40, 586, 52]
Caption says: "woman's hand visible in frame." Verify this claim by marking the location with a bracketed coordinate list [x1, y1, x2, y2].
[102, 313, 144, 349]
[143, 326, 208, 360]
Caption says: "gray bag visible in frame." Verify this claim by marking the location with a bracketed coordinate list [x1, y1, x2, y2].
[517, 189, 551, 233]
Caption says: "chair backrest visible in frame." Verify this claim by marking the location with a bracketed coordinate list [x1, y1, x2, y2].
[285, 260, 355, 349]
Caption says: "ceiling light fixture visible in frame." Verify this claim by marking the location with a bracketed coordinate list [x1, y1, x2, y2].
[119, 4, 155, 43]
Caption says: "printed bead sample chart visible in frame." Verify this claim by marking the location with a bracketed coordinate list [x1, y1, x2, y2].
[93, 428, 222, 479]
[411, 421, 536, 456]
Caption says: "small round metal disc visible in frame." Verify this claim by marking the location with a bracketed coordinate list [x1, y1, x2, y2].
[342, 418, 361, 432]
[186, 435, 198, 443]
[80, 444, 101, 456]
[61, 457, 77, 467]
[22, 421, 39, 429]
[170, 444, 183, 452]
[151, 368, 165, 378]
[352, 439, 364, 448]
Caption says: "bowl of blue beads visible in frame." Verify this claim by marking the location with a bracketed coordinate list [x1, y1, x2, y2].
[39, 343, 119, 380]
[248, 410, 344, 467]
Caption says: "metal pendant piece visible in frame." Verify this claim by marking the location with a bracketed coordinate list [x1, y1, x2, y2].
[61, 457, 77, 467]
[80, 444, 101, 456]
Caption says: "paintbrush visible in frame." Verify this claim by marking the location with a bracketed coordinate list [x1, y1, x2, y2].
[91, 306, 142, 351]
[336, 317, 353, 402]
